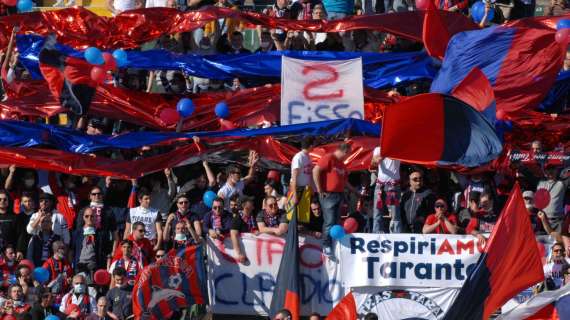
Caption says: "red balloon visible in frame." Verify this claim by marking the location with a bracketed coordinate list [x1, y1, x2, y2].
[102, 52, 117, 71]
[555, 29, 570, 44]
[18, 259, 34, 270]
[90, 66, 106, 83]
[416, 0, 430, 10]
[343, 217, 359, 234]
[93, 269, 111, 285]
[159, 108, 180, 126]
[3, 0, 17, 6]
[4, 315, 16, 320]
[496, 109, 506, 120]
[534, 188, 551, 210]
[219, 119, 236, 130]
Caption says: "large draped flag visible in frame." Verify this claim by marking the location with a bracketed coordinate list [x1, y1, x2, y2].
[442, 183, 544, 320]
[132, 245, 206, 319]
[422, 0, 450, 59]
[431, 19, 564, 115]
[380, 93, 502, 167]
[38, 36, 96, 116]
[498, 284, 570, 320]
[269, 208, 300, 319]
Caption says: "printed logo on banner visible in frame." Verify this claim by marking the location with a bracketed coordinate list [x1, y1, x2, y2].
[280, 56, 364, 125]
[360, 290, 444, 320]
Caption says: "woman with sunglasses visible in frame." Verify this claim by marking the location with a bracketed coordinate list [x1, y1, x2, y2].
[422, 199, 458, 234]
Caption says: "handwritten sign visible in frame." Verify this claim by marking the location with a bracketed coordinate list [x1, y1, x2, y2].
[280, 56, 364, 125]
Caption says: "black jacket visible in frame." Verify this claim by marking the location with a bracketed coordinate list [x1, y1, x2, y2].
[400, 188, 435, 233]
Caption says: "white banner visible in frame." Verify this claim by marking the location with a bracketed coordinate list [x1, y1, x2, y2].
[339, 234, 483, 288]
[280, 56, 364, 125]
[206, 234, 343, 316]
[353, 287, 460, 320]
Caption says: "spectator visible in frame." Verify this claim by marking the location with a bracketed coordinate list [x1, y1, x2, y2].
[30, 292, 60, 320]
[105, 268, 133, 320]
[109, 240, 143, 288]
[16, 191, 36, 260]
[542, 242, 569, 290]
[457, 191, 481, 234]
[370, 146, 401, 234]
[229, 194, 241, 216]
[126, 222, 154, 267]
[27, 192, 70, 246]
[217, 152, 258, 210]
[256, 30, 278, 52]
[6, 284, 31, 316]
[263, 181, 285, 210]
[0, 246, 17, 289]
[0, 189, 16, 249]
[59, 274, 96, 318]
[546, 0, 570, 16]
[274, 309, 292, 320]
[283, 31, 312, 50]
[149, 169, 177, 220]
[76, 186, 119, 260]
[42, 241, 73, 297]
[523, 190, 545, 234]
[536, 165, 568, 232]
[124, 188, 163, 251]
[466, 192, 497, 241]
[86, 296, 112, 320]
[15, 265, 40, 305]
[27, 218, 61, 267]
[203, 198, 233, 239]
[179, 160, 217, 203]
[223, 31, 251, 54]
[422, 199, 458, 234]
[4, 165, 40, 214]
[400, 169, 435, 233]
[72, 208, 107, 280]
[164, 194, 201, 249]
[107, 0, 143, 15]
[230, 196, 258, 263]
[290, 136, 314, 214]
[299, 199, 323, 238]
[313, 143, 354, 255]
[256, 196, 288, 236]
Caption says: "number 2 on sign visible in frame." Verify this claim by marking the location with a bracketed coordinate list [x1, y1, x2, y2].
[302, 64, 343, 100]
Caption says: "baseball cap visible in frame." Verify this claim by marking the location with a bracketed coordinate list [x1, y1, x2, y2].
[522, 191, 534, 199]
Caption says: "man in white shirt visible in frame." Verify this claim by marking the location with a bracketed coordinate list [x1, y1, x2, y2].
[290, 136, 314, 205]
[217, 151, 259, 210]
[124, 189, 163, 251]
[59, 274, 96, 317]
[370, 146, 401, 233]
[26, 193, 70, 245]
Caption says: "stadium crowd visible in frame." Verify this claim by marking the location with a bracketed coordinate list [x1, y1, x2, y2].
[0, 0, 566, 318]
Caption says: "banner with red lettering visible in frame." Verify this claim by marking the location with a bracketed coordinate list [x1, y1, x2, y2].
[280, 57, 364, 125]
[205, 234, 343, 316]
[339, 234, 483, 288]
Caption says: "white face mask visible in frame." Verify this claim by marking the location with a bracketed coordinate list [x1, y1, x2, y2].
[525, 204, 534, 210]
[174, 233, 187, 241]
[73, 283, 86, 295]
[54, 252, 64, 260]
[83, 227, 96, 235]
[13, 300, 23, 307]
[24, 179, 35, 188]
[200, 43, 211, 50]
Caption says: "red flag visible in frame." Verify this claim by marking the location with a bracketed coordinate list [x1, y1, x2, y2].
[327, 292, 357, 320]
[451, 67, 495, 113]
[422, 0, 451, 59]
[443, 183, 544, 320]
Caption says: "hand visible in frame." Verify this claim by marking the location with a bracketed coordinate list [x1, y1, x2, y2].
[131, 179, 138, 187]
[248, 150, 259, 167]
[166, 214, 175, 224]
[313, 231, 322, 239]
[16, 252, 23, 261]
[152, 244, 160, 251]
[105, 176, 113, 187]
[8, 165, 15, 174]
[192, 136, 200, 144]
[537, 211, 546, 220]
[435, 212, 443, 220]
[209, 230, 218, 239]
[476, 234, 487, 247]
[236, 253, 247, 264]
[287, 31, 295, 39]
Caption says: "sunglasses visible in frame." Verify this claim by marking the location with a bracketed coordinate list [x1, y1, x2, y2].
[136, 229, 145, 233]
[212, 206, 223, 210]
[156, 254, 164, 258]
[84, 215, 93, 218]
[267, 203, 277, 208]
[435, 204, 446, 209]
[91, 192, 102, 196]
[553, 249, 564, 253]
[411, 178, 423, 182]
[178, 201, 189, 204]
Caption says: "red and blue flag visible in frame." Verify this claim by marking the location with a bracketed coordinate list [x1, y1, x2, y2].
[442, 183, 544, 320]
[269, 208, 300, 320]
[132, 245, 207, 320]
[380, 93, 502, 167]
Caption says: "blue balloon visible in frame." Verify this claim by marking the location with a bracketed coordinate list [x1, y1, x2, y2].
[203, 191, 217, 208]
[85, 47, 104, 65]
[7, 274, 16, 285]
[17, 0, 32, 12]
[214, 102, 230, 119]
[557, 19, 570, 30]
[177, 98, 195, 118]
[33, 267, 49, 284]
[330, 225, 346, 240]
[471, 1, 493, 23]
[112, 49, 128, 67]
[45, 316, 59, 320]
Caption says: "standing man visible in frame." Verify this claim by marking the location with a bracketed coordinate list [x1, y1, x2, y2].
[400, 168, 435, 233]
[313, 143, 354, 256]
[290, 136, 315, 221]
[370, 146, 401, 234]
[124, 189, 163, 251]
[537, 165, 568, 232]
